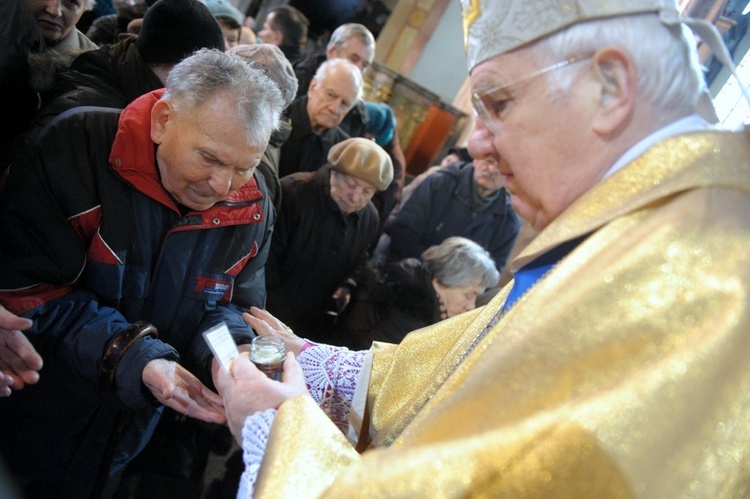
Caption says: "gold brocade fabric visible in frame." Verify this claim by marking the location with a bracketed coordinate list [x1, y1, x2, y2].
[257, 129, 750, 497]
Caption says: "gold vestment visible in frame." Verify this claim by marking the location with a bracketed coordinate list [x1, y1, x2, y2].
[256, 129, 750, 497]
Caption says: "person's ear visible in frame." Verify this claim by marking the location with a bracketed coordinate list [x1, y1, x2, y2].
[307, 76, 317, 95]
[150, 98, 172, 144]
[590, 46, 636, 138]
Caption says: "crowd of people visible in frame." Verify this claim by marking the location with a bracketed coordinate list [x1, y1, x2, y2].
[2, 0, 750, 498]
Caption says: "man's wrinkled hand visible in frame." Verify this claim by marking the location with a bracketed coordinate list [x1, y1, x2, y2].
[0, 306, 41, 397]
[143, 359, 226, 424]
[215, 351, 308, 443]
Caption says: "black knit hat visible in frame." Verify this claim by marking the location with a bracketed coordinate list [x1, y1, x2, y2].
[137, 0, 225, 64]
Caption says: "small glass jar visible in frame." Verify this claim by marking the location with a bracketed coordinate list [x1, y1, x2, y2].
[249, 335, 285, 381]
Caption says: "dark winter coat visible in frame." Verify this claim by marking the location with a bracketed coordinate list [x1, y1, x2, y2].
[0, 0, 44, 174]
[38, 34, 163, 121]
[386, 161, 520, 273]
[265, 165, 379, 342]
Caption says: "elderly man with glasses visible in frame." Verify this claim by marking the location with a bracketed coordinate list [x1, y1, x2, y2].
[214, 1, 750, 497]
[278, 58, 363, 178]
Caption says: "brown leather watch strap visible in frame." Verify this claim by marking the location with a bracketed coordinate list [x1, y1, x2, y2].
[99, 321, 159, 390]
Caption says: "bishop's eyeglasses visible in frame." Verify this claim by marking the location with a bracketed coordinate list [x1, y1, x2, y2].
[471, 54, 593, 123]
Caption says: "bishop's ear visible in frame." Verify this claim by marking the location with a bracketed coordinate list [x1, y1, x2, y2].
[591, 46, 636, 137]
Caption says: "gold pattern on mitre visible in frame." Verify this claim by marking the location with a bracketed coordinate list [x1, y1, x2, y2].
[461, 0, 481, 50]
[462, 0, 679, 72]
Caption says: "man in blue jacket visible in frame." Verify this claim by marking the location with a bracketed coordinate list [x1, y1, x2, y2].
[0, 49, 284, 497]
[385, 157, 521, 274]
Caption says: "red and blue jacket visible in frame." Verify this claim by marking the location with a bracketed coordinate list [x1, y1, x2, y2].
[0, 90, 273, 494]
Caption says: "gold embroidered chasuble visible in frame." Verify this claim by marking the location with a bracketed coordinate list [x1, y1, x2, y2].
[256, 129, 750, 497]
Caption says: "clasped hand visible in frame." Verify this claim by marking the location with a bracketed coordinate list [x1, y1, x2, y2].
[0, 305, 42, 397]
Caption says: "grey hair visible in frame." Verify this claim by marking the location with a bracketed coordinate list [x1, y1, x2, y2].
[327, 23, 375, 52]
[86, 0, 96, 10]
[313, 58, 364, 102]
[421, 237, 499, 289]
[164, 48, 284, 147]
[532, 13, 704, 120]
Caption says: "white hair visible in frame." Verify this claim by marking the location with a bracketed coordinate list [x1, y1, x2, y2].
[165, 48, 284, 148]
[313, 58, 364, 102]
[532, 13, 705, 119]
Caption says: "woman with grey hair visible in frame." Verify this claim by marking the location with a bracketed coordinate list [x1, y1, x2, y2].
[336, 237, 499, 349]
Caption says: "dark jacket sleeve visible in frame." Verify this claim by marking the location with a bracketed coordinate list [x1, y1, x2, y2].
[29, 292, 178, 408]
[0, 115, 177, 408]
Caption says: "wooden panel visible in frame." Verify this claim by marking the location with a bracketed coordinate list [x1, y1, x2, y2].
[363, 61, 469, 174]
[403, 104, 457, 175]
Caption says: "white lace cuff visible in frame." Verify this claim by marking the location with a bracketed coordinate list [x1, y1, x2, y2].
[237, 408, 276, 499]
[298, 343, 368, 433]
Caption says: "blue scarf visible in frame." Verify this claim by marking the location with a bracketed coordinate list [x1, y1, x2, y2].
[504, 236, 586, 311]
